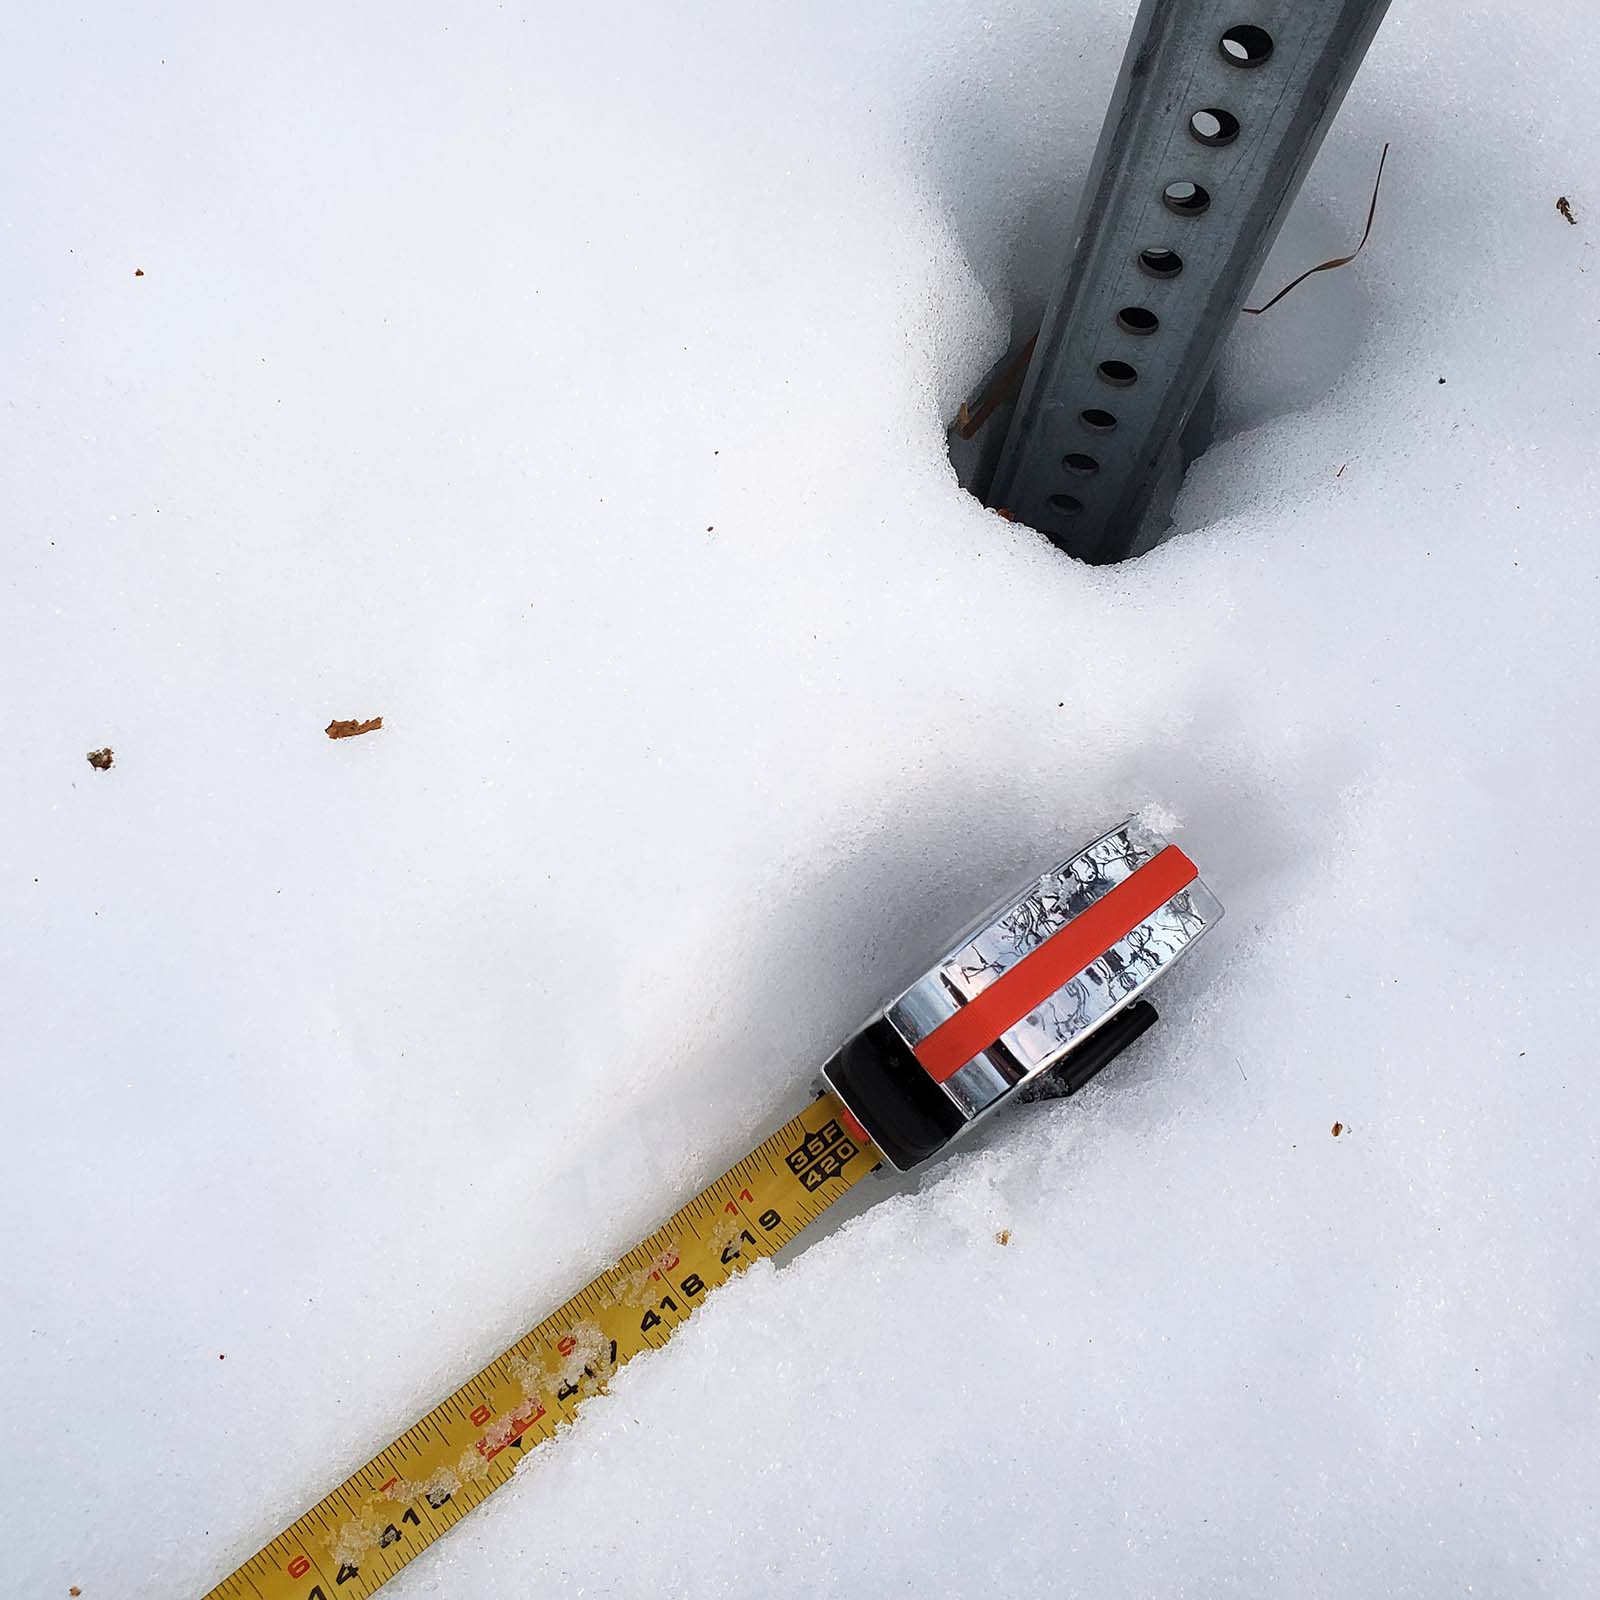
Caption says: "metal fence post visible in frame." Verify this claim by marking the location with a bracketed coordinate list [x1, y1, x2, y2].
[983, 0, 1392, 563]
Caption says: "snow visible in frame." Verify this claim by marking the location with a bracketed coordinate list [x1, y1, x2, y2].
[3, 0, 1598, 1595]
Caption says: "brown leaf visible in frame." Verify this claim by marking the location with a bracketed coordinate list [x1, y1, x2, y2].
[1557, 195, 1577, 225]
[1331, 1122, 1344, 1138]
[995, 1229, 1011, 1246]
[71, 1589, 82, 1597]
[325, 717, 383, 740]
[86, 747, 114, 771]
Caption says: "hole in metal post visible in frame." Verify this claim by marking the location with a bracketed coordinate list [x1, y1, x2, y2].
[1219, 25, 1273, 65]
[1138, 248, 1184, 278]
[1047, 494, 1085, 514]
[1189, 108, 1240, 145]
[1080, 408, 1118, 431]
[1116, 306, 1160, 335]
[1062, 453, 1100, 475]
[1163, 181, 1211, 216]
[1097, 359, 1138, 387]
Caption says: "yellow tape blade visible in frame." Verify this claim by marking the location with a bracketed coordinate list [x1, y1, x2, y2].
[204, 1093, 876, 1600]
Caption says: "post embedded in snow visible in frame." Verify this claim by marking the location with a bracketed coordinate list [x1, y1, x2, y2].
[983, 0, 1392, 563]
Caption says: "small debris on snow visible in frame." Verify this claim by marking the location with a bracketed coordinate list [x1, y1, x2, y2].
[325, 717, 383, 740]
[1331, 1122, 1345, 1138]
[134, 267, 144, 277]
[86, 748, 113, 771]
[995, 1229, 1011, 1246]
[1557, 195, 1577, 225]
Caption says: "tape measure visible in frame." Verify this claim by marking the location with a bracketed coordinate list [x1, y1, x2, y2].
[203, 1092, 877, 1600]
[203, 816, 1221, 1600]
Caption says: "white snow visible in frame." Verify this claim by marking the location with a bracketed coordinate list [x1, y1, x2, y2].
[3, 1, 1598, 1596]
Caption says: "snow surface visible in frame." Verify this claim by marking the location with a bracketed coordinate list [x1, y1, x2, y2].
[4, 1, 1599, 1596]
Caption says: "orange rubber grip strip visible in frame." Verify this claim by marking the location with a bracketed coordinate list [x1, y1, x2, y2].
[912, 845, 1199, 1084]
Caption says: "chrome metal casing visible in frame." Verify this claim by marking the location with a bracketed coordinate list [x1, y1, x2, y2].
[823, 817, 1222, 1169]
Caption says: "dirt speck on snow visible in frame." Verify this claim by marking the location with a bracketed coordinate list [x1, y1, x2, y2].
[1331, 1122, 1345, 1138]
[1557, 195, 1577, 224]
[86, 748, 113, 771]
[995, 1229, 1011, 1246]
[325, 717, 383, 740]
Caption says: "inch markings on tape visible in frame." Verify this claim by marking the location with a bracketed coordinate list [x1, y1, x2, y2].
[204, 1095, 877, 1600]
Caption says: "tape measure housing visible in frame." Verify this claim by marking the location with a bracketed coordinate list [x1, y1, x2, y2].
[823, 817, 1221, 1169]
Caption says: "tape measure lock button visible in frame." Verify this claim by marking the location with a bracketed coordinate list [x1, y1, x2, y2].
[822, 816, 1222, 1170]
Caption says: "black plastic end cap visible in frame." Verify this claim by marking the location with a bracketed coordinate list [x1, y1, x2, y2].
[824, 1019, 964, 1171]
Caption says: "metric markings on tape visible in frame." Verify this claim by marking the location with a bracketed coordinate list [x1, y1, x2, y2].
[204, 1099, 875, 1600]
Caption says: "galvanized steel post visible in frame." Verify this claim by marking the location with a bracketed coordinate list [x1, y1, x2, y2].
[986, 0, 1392, 563]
